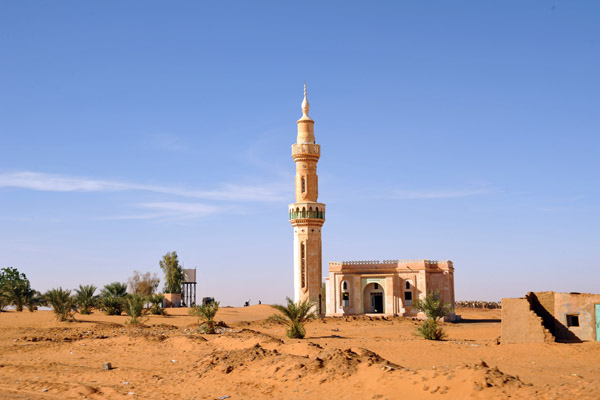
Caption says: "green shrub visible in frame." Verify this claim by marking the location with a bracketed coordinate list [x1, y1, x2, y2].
[45, 288, 75, 322]
[270, 298, 316, 339]
[417, 318, 446, 340]
[189, 301, 220, 334]
[414, 291, 453, 341]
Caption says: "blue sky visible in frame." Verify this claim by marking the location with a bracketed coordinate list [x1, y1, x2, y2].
[1, 1, 598, 305]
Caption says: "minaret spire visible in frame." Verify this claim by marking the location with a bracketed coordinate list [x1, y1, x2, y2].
[302, 82, 310, 117]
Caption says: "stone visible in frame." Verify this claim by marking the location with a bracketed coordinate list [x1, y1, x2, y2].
[102, 362, 112, 371]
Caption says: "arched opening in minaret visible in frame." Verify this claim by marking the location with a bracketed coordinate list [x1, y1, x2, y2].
[301, 177, 306, 193]
[315, 207, 320, 219]
[363, 282, 385, 314]
[308, 206, 313, 218]
[300, 242, 306, 288]
[302, 207, 306, 218]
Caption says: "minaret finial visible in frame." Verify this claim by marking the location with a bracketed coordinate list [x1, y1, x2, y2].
[301, 82, 310, 117]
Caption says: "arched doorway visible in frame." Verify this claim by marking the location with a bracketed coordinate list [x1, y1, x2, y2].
[363, 282, 385, 314]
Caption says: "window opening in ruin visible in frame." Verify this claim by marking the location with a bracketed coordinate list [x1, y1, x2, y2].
[566, 314, 580, 327]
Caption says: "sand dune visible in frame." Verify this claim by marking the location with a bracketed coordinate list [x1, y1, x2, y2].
[1, 306, 598, 399]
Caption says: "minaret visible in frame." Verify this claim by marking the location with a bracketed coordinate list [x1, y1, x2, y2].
[289, 84, 325, 311]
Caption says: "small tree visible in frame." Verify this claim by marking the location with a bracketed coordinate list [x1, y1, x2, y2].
[75, 284, 98, 314]
[270, 297, 317, 339]
[189, 301, 220, 334]
[414, 291, 453, 341]
[159, 252, 183, 294]
[99, 282, 128, 315]
[125, 294, 146, 325]
[148, 293, 165, 315]
[127, 271, 160, 296]
[45, 288, 75, 321]
[0, 267, 32, 312]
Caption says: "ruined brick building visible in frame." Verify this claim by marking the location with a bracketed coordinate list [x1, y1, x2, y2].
[502, 291, 600, 343]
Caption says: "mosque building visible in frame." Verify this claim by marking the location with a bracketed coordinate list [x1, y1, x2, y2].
[289, 85, 456, 318]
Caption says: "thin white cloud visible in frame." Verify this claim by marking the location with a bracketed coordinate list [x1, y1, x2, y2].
[101, 202, 222, 221]
[140, 202, 220, 216]
[0, 171, 288, 202]
[391, 188, 491, 200]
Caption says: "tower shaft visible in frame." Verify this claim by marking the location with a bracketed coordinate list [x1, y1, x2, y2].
[289, 85, 325, 309]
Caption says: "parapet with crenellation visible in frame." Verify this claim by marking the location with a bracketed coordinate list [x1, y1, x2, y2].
[328, 259, 453, 272]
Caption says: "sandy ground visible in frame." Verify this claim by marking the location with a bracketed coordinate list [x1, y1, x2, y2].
[1, 306, 598, 399]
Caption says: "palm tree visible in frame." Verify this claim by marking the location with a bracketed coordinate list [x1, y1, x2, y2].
[0, 291, 8, 312]
[45, 288, 75, 321]
[270, 298, 317, 339]
[25, 289, 46, 312]
[189, 301, 220, 334]
[149, 293, 165, 315]
[125, 294, 146, 324]
[99, 282, 127, 315]
[75, 284, 98, 314]
[0, 267, 31, 312]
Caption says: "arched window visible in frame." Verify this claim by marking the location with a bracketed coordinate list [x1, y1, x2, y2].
[316, 207, 319, 218]
[405, 281, 411, 290]
[302, 207, 306, 218]
[342, 281, 347, 290]
[301, 177, 306, 193]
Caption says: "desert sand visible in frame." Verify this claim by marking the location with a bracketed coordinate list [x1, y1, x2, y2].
[1, 306, 598, 399]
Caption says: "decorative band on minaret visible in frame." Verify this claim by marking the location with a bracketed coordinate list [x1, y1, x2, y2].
[289, 84, 325, 311]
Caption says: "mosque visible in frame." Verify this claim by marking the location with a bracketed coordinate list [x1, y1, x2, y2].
[289, 86, 456, 318]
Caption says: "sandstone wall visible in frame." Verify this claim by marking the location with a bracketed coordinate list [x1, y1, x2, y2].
[501, 298, 554, 344]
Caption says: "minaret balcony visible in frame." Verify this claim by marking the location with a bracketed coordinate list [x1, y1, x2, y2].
[289, 210, 325, 220]
[288, 202, 326, 222]
[292, 143, 320, 162]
